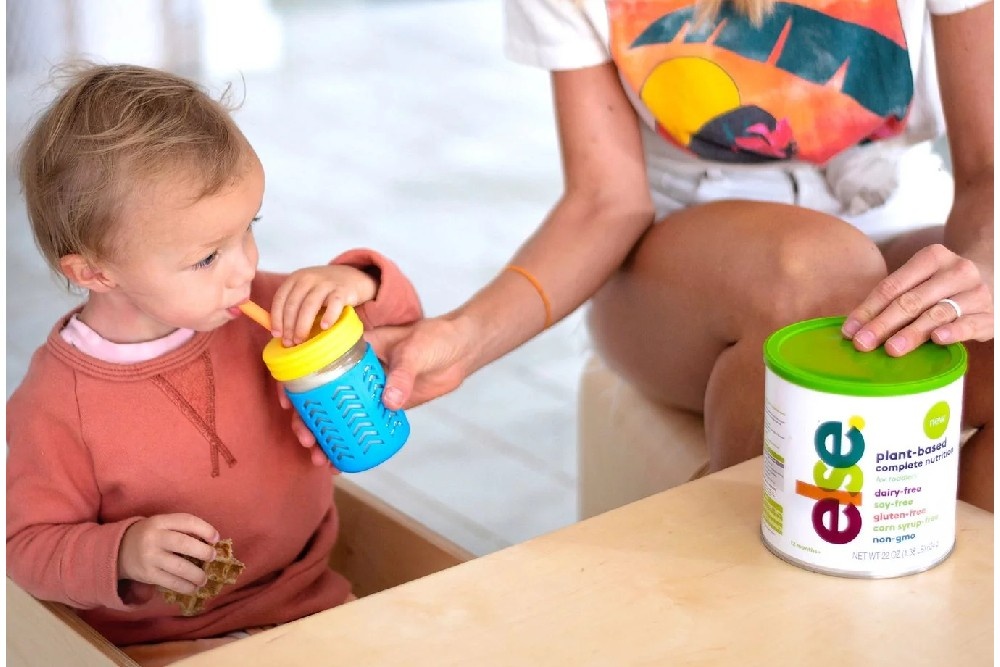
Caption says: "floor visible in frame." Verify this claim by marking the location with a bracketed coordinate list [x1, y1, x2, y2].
[5, 0, 592, 556]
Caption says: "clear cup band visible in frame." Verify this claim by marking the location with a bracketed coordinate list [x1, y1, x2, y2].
[282, 337, 368, 393]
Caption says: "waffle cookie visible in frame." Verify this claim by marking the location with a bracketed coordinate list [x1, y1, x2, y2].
[159, 538, 245, 616]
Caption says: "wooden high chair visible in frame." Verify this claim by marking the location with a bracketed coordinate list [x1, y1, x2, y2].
[7, 480, 473, 667]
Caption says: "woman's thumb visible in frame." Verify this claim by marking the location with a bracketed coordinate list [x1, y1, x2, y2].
[364, 325, 407, 360]
[365, 326, 414, 410]
[382, 366, 415, 411]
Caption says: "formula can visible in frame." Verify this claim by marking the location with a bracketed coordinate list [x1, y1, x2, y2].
[760, 316, 967, 578]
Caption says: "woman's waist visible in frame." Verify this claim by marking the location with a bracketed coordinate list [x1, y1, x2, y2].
[644, 135, 946, 219]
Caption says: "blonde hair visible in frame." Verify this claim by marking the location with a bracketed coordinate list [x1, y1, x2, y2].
[694, 0, 774, 26]
[18, 63, 253, 278]
[574, 0, 775, 26]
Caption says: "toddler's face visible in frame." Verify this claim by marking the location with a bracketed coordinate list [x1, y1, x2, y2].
[102, 157, 265, 337]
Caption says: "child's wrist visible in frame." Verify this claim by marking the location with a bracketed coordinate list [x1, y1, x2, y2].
[358, 264, 382, 301]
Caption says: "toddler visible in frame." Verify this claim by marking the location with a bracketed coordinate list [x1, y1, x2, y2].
[6, 63, 421, 665]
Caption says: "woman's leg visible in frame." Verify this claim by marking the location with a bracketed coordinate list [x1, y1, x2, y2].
[587, 200, 887, 472]
[880, 227, 994, 512]
[954, 375, 994, 512]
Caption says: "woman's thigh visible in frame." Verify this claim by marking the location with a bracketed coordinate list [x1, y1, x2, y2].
[587, 200, 887, 410]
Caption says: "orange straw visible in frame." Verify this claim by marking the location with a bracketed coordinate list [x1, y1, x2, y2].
[238, 300, 273, 333]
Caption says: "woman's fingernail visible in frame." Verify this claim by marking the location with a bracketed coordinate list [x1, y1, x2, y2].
[935, 328, 953, 343]
[886, 336, 906, 355]
[855, 331, 876, 350]
[842, 318, 861, 337]
[383, 387, 402, 406]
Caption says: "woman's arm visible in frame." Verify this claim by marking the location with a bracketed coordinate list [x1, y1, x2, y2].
[842, 2, 994, 354]
[935, 3, 994, 286]
[371, 63, 656, 408]
[458, 64, 655, 362]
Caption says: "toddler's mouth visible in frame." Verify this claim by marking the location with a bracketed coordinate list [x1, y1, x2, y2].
[228, 295, 253, 318]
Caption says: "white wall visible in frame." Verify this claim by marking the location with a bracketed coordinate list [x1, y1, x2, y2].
[6, 0, 282, 81]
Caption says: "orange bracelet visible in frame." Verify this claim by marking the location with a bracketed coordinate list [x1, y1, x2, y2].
[505, 265, 553, 329]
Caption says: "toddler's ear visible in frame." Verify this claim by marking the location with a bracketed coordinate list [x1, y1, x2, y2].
[58, 254, 117, 292]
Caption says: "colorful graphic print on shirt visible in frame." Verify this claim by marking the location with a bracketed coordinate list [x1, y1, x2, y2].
[608, 0, 914, 164]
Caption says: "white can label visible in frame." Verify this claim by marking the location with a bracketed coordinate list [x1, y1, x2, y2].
[761, 369, 962, 576]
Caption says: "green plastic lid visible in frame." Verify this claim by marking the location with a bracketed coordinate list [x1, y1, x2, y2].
[764, 316, 967, 397]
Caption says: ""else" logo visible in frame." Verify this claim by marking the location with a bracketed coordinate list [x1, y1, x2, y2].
[794, 417, 866, 544]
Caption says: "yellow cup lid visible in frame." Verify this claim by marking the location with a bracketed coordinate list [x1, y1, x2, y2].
[262, 305, 364, 382]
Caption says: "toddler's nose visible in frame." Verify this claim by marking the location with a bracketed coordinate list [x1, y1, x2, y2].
[228, 251, 257, 288]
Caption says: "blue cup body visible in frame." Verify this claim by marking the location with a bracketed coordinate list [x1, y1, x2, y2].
[286, 344, 409, 472]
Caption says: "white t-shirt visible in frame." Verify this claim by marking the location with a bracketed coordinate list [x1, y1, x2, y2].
[504, 0, 987, 237]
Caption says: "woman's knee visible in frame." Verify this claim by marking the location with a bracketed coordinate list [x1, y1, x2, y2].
[588, 202, 889, 351]
[604, 201, 888, 331]
[747, 208, 887, 325]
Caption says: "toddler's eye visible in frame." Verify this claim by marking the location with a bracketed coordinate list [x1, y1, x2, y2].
[248, 215, 261, 231]
[194, 251, 219, 270]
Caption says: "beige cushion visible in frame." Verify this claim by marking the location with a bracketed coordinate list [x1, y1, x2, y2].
[578, 354, 708, 519]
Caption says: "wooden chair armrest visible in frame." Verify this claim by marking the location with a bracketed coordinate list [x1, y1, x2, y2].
[7, 480, 473, 665]
[329, 479, 473, 597]
[6, 578, 138, 667]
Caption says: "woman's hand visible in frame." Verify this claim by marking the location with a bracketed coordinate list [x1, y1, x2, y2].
[118, 514, 219, 595]
[275, 382, 340, 470]
[365, 317, 472, 410]
[270, 265, 378, 347]
[842, 244, 993, 356]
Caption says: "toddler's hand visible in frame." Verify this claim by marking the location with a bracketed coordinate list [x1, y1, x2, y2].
[270, 265, 377, 347]
[275, 381, 342, 472]
[118, 514, 220, 595]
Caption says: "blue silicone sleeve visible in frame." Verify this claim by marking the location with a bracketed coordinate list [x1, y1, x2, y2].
[286, 343, 409, 473]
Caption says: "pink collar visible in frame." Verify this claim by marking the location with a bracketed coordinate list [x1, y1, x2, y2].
[60, 315, 196, 364]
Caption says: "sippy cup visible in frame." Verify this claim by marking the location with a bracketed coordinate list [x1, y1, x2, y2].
[259, 305, 410, 472]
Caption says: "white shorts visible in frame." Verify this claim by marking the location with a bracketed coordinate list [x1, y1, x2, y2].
[646, 139, 954, 244]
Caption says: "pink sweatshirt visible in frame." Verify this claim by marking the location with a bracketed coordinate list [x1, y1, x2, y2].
[6, 249, 421, 646]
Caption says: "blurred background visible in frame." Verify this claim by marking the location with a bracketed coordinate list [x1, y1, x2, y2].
[6, 0, 591, 556]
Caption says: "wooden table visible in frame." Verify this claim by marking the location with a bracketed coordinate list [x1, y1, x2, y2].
[176, 458, 994, 666]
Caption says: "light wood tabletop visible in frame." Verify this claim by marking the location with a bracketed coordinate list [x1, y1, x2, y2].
[176, 457, 994, 667]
